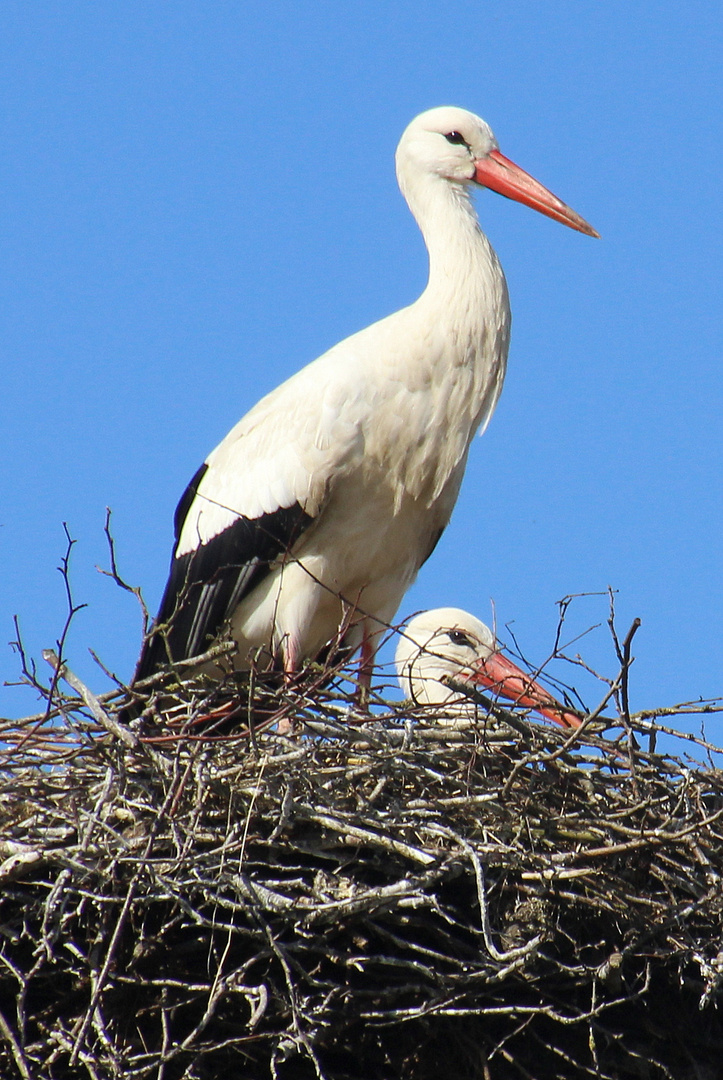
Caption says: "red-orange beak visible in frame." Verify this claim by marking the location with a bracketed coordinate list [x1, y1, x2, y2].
[474, 149, 599, 238]
[463, 649, 582, 729]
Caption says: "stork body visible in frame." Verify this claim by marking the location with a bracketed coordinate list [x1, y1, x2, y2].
[396, 608, 582, 729]
[135, 107, 596, 684]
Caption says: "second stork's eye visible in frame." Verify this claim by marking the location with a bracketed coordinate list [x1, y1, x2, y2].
[444, 131, 468, 146]
[447, 629, 475, 648]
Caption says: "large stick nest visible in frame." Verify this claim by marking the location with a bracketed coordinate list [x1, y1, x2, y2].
[2, 645, 723, 1080]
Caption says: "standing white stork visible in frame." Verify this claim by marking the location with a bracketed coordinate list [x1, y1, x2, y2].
[134, 106, 597, 687]
[396, 608, 582, 729]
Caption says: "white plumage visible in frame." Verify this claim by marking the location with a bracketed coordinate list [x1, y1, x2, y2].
[135, 106, 596, 685]
[395, 608, 582, 728]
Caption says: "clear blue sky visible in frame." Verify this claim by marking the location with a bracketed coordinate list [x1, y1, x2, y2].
[2, 2, 721, 725]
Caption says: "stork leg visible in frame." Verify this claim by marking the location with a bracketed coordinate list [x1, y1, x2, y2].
[280, 634, 300, 681]
[355, 627, 375, 710]
[275, 636, 301, 734]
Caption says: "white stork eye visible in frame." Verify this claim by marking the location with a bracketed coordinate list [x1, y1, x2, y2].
[446, 629, 475, 648]
[444, 131, 468, 147]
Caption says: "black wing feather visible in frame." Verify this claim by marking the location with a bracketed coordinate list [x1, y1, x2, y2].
[173, 462, 208, 542]
[135, 499, 313, 681]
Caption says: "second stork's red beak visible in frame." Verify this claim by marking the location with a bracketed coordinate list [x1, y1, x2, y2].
[474, 149, 599, 238]
[464, 649, 582, 730]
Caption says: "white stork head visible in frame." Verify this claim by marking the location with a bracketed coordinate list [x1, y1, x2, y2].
[396, 106, 498, 189]
[395, 607, 582, 729]
[396, 106, 599, 237]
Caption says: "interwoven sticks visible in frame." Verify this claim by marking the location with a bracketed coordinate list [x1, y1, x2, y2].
[1, 668, 723, 1079]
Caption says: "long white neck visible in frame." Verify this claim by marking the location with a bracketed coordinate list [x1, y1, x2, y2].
[401, 171, 509, 327]
[392, 169, 512, 482]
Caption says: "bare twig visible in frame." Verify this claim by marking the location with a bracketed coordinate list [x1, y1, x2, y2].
[42, 650, 138, 748]
[98, 506, 150, 632]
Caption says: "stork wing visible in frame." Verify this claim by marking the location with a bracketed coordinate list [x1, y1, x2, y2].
[134, 357, 366, 681]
